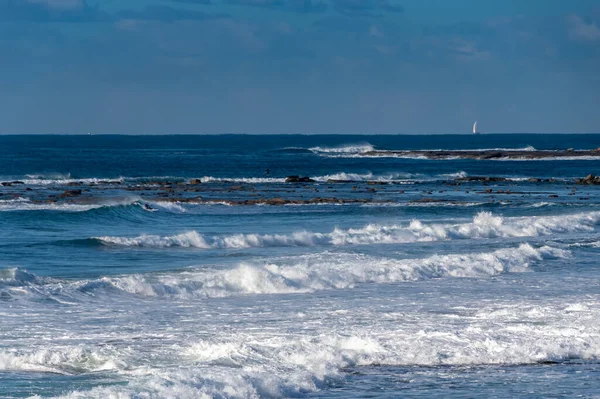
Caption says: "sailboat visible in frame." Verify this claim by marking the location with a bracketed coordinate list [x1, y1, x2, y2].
[472, 121, 479, 134]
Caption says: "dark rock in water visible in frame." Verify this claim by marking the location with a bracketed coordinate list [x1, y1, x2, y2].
[367, 181, 388, 185]
[189, 179, 202, 185]
[362, 149, 600, 160]
[264, 197, 287, 205]
[576, 174, 600, 185]
[60, 189, 82, 197]
[67, 182, 82, 186]
[285, 175, 315, 183]
[456, 176, 510, 182]
[481, 151, 503, 159]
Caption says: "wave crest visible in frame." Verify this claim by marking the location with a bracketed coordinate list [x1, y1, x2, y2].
[94, 211, 600, 250]
[50, 244, 566, 300]
[308, 143, 375, 154]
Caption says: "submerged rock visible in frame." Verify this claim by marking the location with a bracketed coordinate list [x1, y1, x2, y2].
[576, 174, 600, 185]
[60, 189, 82, 197]
[456, 176, 510, 182]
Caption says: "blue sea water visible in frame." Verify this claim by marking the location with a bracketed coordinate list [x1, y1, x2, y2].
[1, 134, 600, 398]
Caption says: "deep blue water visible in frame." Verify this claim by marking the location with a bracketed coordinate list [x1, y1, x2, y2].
[1, 134, 600, 398]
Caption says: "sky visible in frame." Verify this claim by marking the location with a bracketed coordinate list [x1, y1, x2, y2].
[0, 0, 599, 134]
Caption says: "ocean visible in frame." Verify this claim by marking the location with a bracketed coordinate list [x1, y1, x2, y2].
[1, 134, 600, 398]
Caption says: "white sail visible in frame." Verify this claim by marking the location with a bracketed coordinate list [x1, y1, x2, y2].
[472, 121, 478, 134]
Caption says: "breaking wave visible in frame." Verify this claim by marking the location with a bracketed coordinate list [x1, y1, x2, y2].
[200, 176, 286, 183]
[0, 346, 125, 375]
[1, 243, 566, 300]
[21, 174, 124, 186]
[308, 143, 375, 154]
[94, 211, 600, 250]
[0, 198, 187, 213]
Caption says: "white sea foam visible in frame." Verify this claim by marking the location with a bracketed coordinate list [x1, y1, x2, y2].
[0, 197, 188, 213]
[59, 244, 566, 299]
[95, 211, 600, 250]
[0, 198, 145, 212]
[200, 176, 287, 183]
[0, 268, 48, 286]
[200, 171, 424, 184]
[0, 200, 105, 212]
[22, 174, 124, 186]
[308, 143, 375, 154]
[149, 201, 187, 213]
[0, 346, 125, 375]
[7, 242, 598, 399]
[25, 324, 600, 399]
[2, 243, 564, 299]
[440, 171, 469, 178]
[25, 293, 600, 399]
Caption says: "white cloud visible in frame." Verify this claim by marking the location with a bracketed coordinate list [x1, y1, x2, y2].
[568, 14, 600, 41]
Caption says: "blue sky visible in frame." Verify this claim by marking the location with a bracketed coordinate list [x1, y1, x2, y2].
[1, 0, 599, 134]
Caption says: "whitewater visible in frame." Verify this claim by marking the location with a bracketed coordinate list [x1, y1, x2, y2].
[2, 134, 600, 398]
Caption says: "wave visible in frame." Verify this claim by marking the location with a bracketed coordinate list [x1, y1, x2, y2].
[93, 211, 600, 250]
[7, 170, 553, 188]
[275, 146, 314, 154]
[1, 243, 566, 300]
[22, 174, 124, 186]
[0, 268, 49, 286]
[0, 198, 135, 213]
[0, 198, 187, 213]
[0, 346, 125, 375]
[0, 198, 108, 212]
[313, 171, 421, 182]
[306, 145, 538, 158]
[308, 143, 375, 154]
[200, 176, 286, 183]
[197, 171, 469, 184]
[6, 242, 598, 399]
[12, 293, 600, 399]
[3, 174, 188, 186]
[30, 311, 600, 399]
